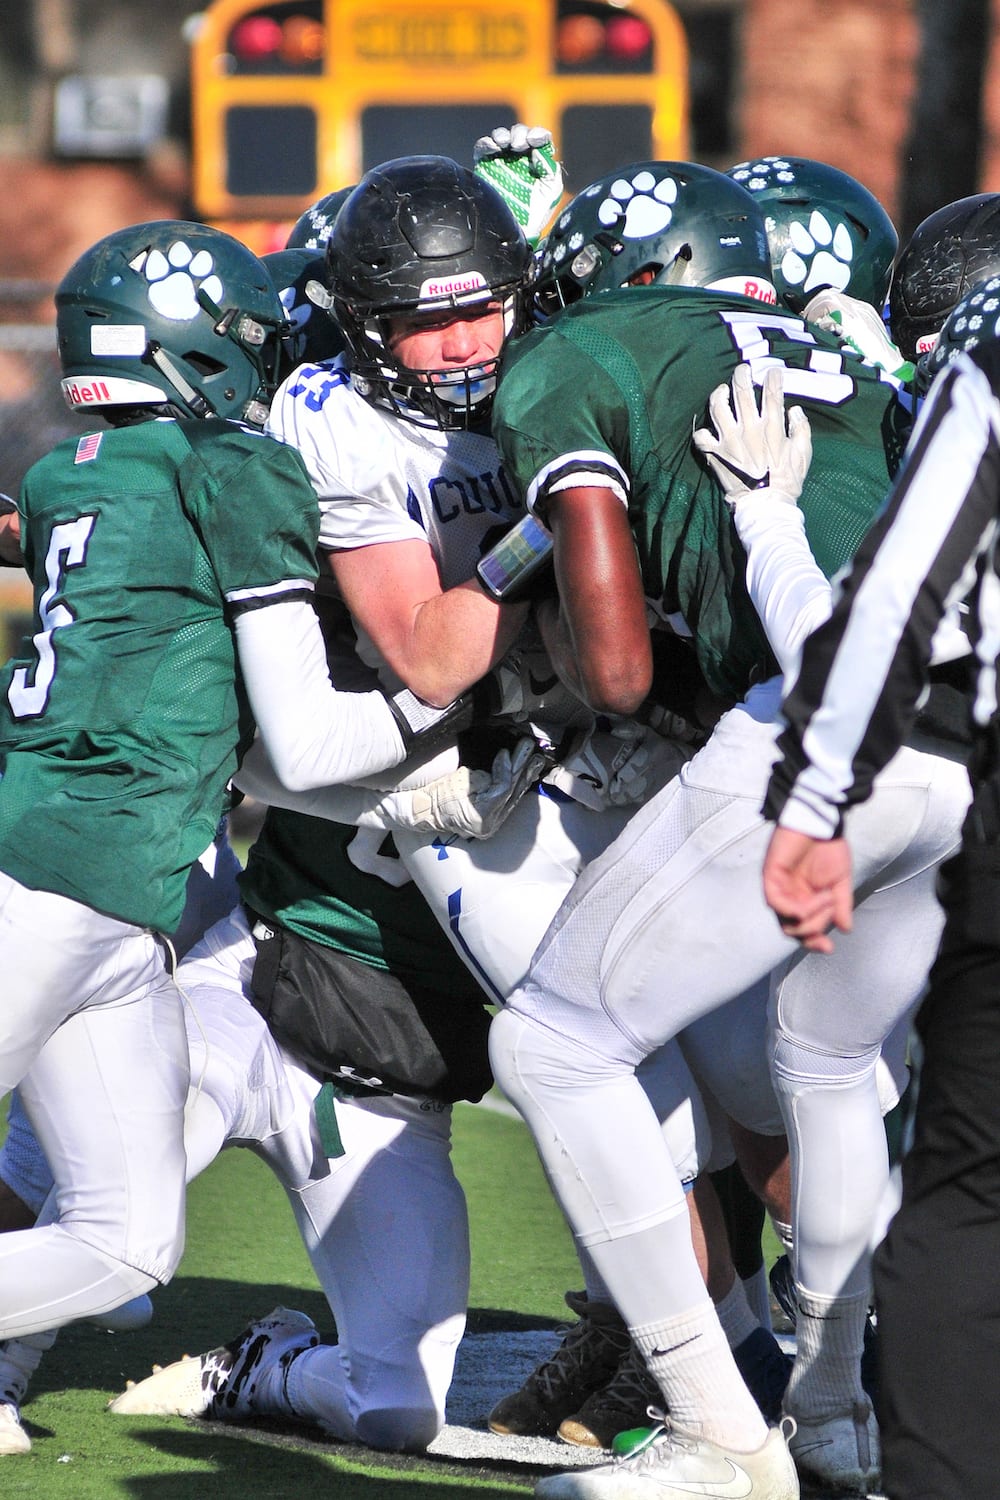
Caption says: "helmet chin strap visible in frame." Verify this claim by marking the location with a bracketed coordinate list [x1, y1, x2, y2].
[145, 342, 215, 418]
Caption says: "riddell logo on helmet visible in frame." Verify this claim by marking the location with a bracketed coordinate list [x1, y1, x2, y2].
[916, 332, 939, 354]
[743, 279, 777, 304]
[419, 272, 488, 301]
[63, 378, 112, 404]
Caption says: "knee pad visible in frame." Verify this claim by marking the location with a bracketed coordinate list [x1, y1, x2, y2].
[773, 1031, 880, 1095]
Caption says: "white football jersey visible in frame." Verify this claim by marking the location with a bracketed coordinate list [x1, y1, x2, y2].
[267, 358, 524, 591]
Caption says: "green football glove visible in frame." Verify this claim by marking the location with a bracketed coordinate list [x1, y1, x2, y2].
[473, 124, 564, 247]
[804, 289, 916, 384]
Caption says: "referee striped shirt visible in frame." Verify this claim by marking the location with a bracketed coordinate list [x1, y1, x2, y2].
[764, 342, 1000, 839]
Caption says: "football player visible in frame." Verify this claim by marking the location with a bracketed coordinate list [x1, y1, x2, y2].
[97, 155, 785, 1461]
[0, 217, 458, 1364]
[0, 137, 577, 1457]
[726, 155, 897, 317]
[483, 159, 971, 1498]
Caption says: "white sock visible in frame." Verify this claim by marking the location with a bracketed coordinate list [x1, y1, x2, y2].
[0, 1329, 57, 1407]
[714, 1276, 760, 1352]
[283, 1343, 441, 1451]
[276, 1343, 352, 1435]
[632, 1299, 769, 1452]
[784, 1284, 869, 1420]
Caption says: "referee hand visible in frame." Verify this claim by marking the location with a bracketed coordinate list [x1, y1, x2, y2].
[762, 825, 854, 954]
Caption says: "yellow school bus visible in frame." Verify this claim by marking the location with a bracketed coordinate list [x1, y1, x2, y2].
[189, 0, 690, 250]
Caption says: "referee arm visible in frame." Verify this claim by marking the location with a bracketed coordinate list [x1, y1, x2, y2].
[761, 347, 1000, 949]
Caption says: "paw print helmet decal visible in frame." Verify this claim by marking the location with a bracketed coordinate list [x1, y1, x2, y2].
[727, 156, 898, 315]
[56, 221, 288, 425]
[326, 155, 533, 430]
[285, 186, 356, 251]
[889, 193, 1000, 363]
[262, 248, 346, 381]
[534, 160, 775, 314]
[915, 275, 1000, 392]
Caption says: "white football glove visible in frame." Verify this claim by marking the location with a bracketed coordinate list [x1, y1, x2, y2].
[693, 363, 812, 506]
[473, 124, 564, 247]
[804, 289, 916, 383]
[379, 735, 550, 839]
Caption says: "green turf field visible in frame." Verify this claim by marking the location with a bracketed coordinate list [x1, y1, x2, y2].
[4, 1088, 878, 1500]
[2, 1098, 586, 1498]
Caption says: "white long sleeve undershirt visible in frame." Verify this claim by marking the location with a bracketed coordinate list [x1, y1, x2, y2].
[234, 599, 407, 790]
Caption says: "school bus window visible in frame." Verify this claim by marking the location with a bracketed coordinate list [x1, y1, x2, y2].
[361, 105, 517, 176]
[555, 1, 654, 73]
[226, 105, 318, 195]
[561, 105, 653, 186]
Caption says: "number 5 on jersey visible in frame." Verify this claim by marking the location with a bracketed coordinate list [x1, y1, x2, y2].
[8, 514, 96, 719]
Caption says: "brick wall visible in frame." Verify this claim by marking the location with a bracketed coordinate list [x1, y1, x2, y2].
[980, 0, 1000, 189]
[738, 0, 919, 224]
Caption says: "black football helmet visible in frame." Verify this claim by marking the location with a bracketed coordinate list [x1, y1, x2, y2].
[890, 193, 1000, 362]
[262, 248, 346, 379]
[326, 155, 533, 429]
[534, 161, 775, 315]
[727, 156, 898, 314]
[56, 221, 287, 425]
[285, 186, 357, 251]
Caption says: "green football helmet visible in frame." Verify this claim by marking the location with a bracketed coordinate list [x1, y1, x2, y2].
[534, 160, 775, 316]
[56, 220, 288, 425]
[727, 156, 898, 314]
[262, 248, 346, 379]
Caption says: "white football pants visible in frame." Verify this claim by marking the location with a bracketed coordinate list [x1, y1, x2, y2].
[0, 871, 189, 1337]
[490, 687, 969, 1341]
[174, 905, 469, 1451]
[398, 776, 747, 1184]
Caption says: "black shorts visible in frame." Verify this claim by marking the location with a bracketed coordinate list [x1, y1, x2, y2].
[246, 908, 494, 1104]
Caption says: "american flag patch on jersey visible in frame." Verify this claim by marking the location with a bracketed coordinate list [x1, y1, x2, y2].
[74, 432, 103, 464]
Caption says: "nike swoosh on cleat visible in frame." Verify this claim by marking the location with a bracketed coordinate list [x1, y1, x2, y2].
[663, 1460, 754, 1498]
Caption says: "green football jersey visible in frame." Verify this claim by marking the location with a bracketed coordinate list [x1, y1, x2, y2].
[0, 419, 320, 933]
[494, 286, 912, 700]
[240, 808, 482, 1000]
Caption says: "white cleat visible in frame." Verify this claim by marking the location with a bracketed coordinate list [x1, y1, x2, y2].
[0, 1401, 31, 1455]
[786, 1400, 880, 1495]
[108, 1307, 318, 1420]
[534, 1418, 799, 1498]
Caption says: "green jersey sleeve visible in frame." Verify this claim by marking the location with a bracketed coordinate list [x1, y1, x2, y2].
[180, 423, 320, 601]
[495, 323, 634, 514]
